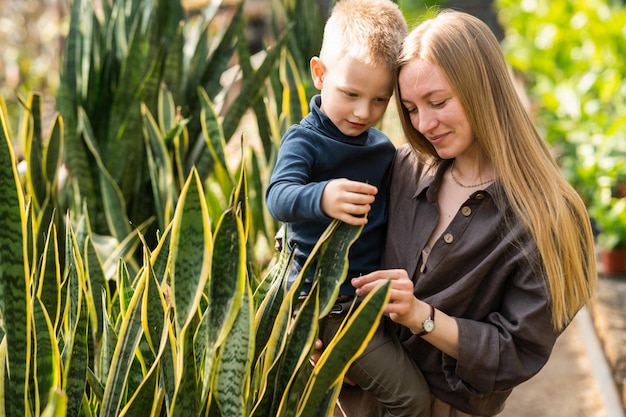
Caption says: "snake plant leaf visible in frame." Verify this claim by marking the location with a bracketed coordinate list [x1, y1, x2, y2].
[232, 156, 250, 240]
[0, 108, 31, 417]
[86, 367, 105, 405]
[149, 221, 172, 285]
[79, 107, 132, 242]
[213, 281, 254, 417]
[40, 388, 68, 417]
[36, 219, 62, 331]
[62, 278, 89, 417]
[118, 308, 167, 417]
[314, 220, 364, 318]
[273, 286, 320, 417]
[169, 168, 212, 334]
[142, 102, 177, 231]
[33, 296, 62, 413]
[195, 205, 246, 404]
[170, 319, 199, 417]
[118, 362, 160, 417]
[206, 206, 246, 350]
[22, 92, 46, 209]
[253, 246, 293, 362]
[101, 216, 154, 281]
[99, 268, 148, 417]
[222, 24, 292, 142]
[56, 0, 98, 221]
[197, 87, 234, 195]
[84, 235, 109, 342]
[99, 291, 118, 388]
[0, 337, 6, 414]
[249, 281, 298, 417]
[296, 281, 390, 417]
[117, 258, 133, 318]
[44, 112, 64, 192]
[142, 258, 176, 401]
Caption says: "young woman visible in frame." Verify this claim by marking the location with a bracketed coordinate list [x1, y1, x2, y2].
[351, 10, 597, 417]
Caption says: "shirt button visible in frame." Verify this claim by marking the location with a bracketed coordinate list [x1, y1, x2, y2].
[443, 233, 454, 243]
[475, 193, 485, 200]
[461, 206, 472, 216]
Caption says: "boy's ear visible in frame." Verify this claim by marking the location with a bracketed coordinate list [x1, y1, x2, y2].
[310, 57, 325, 90]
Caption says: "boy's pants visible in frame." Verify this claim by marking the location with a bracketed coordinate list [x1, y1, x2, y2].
[318, 296, 431, 417]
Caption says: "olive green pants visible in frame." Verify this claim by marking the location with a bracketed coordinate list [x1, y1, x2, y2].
[319, 297, 431, 417]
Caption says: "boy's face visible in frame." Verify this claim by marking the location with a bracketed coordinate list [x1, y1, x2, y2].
[310, 55, 394, 137]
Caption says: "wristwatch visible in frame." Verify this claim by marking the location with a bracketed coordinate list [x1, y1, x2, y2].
[412, 304, 435, 336]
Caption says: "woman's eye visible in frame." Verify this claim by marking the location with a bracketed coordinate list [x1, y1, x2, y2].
[431, 100, 446, 108]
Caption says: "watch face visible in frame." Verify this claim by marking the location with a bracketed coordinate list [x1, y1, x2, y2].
[423, 319, 435, 333]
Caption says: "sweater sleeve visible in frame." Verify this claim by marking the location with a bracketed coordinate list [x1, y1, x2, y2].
[265, 130, 329, 222]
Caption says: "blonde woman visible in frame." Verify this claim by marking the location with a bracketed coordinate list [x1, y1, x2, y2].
[351, 10, 597, 417]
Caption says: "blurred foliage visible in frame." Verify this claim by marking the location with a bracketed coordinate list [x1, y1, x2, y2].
[497, 0, 626, 204]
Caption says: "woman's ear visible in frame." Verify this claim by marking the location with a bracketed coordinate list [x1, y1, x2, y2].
[310, 57, 325, 90]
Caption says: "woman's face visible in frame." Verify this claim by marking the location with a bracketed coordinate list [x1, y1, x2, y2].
[398, 59, 475, 160]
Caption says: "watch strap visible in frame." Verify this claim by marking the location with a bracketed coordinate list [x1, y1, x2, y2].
[413, 304, 435, 336]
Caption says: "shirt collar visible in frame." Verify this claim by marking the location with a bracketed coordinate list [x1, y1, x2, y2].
[413, 159, 505, 212]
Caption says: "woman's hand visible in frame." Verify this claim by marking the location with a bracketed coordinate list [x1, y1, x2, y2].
[352, 269, 460, 358]
[351, 269, 425, 329]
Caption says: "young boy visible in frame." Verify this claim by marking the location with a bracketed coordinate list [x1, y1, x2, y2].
[265, 1, 430, 416]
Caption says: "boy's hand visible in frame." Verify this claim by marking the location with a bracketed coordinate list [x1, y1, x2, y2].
[321, 179, 377, 226]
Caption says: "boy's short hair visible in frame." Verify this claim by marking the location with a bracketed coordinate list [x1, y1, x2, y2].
[320, 0, 408, 70]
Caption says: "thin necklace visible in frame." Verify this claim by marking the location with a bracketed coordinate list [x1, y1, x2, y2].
[450, 160, 495, 188]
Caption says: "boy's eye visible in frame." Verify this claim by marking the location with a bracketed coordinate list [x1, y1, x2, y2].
[343, 91, 358, 97]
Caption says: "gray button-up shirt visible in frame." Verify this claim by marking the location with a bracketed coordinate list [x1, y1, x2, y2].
[383, 144, 560, 416]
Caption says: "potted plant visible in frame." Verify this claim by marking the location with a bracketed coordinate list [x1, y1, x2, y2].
[591, 194, 626, 275]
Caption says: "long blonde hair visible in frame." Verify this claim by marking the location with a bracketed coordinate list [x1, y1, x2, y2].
[395, 10, 596, 330]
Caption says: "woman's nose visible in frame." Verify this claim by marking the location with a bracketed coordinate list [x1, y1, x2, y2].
[417, 109, 437, 133]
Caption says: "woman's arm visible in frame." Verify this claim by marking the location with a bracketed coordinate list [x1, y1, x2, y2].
[351, 269, 460, 358]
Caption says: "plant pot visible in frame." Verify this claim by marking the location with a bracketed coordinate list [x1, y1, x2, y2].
[601, 247, 626, 275]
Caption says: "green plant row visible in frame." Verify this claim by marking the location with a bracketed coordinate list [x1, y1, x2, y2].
[0, 100, 390, 416]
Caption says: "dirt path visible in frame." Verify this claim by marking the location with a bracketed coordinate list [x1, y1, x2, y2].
[499, 311, 609, 417]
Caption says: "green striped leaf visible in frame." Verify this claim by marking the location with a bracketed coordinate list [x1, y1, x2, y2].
[142, 102, 177, 231]
[213, 281, 254, 417]
[40, 389, 68, 417]
[274, 287, 320, 417]
[78, 107, 132, 241]
[84, 236, 109, 343]
[169, 169, 212, 334]
[33, 297, 62, 413]
[36, 220, 62, 331]
[197, 87, 234, 195]
[206, 207, 246, 350]
[22, 92, 46, 209]
[0, 105, 31, 417]
[99, 269, 147, 417]
[222, 25, 291, 141]
[170, 321, 199, 417]
[62, 270, 89, 417]
[296, 281, 390, 417]
[314, 220, 364, 318]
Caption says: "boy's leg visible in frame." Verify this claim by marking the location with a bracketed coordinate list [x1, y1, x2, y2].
[345, 316, 431, 417]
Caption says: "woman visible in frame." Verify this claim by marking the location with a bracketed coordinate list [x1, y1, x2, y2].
[350, 10, 597, 417]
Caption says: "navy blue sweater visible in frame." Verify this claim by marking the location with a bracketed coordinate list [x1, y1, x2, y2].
[265, 95, 395, 295]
